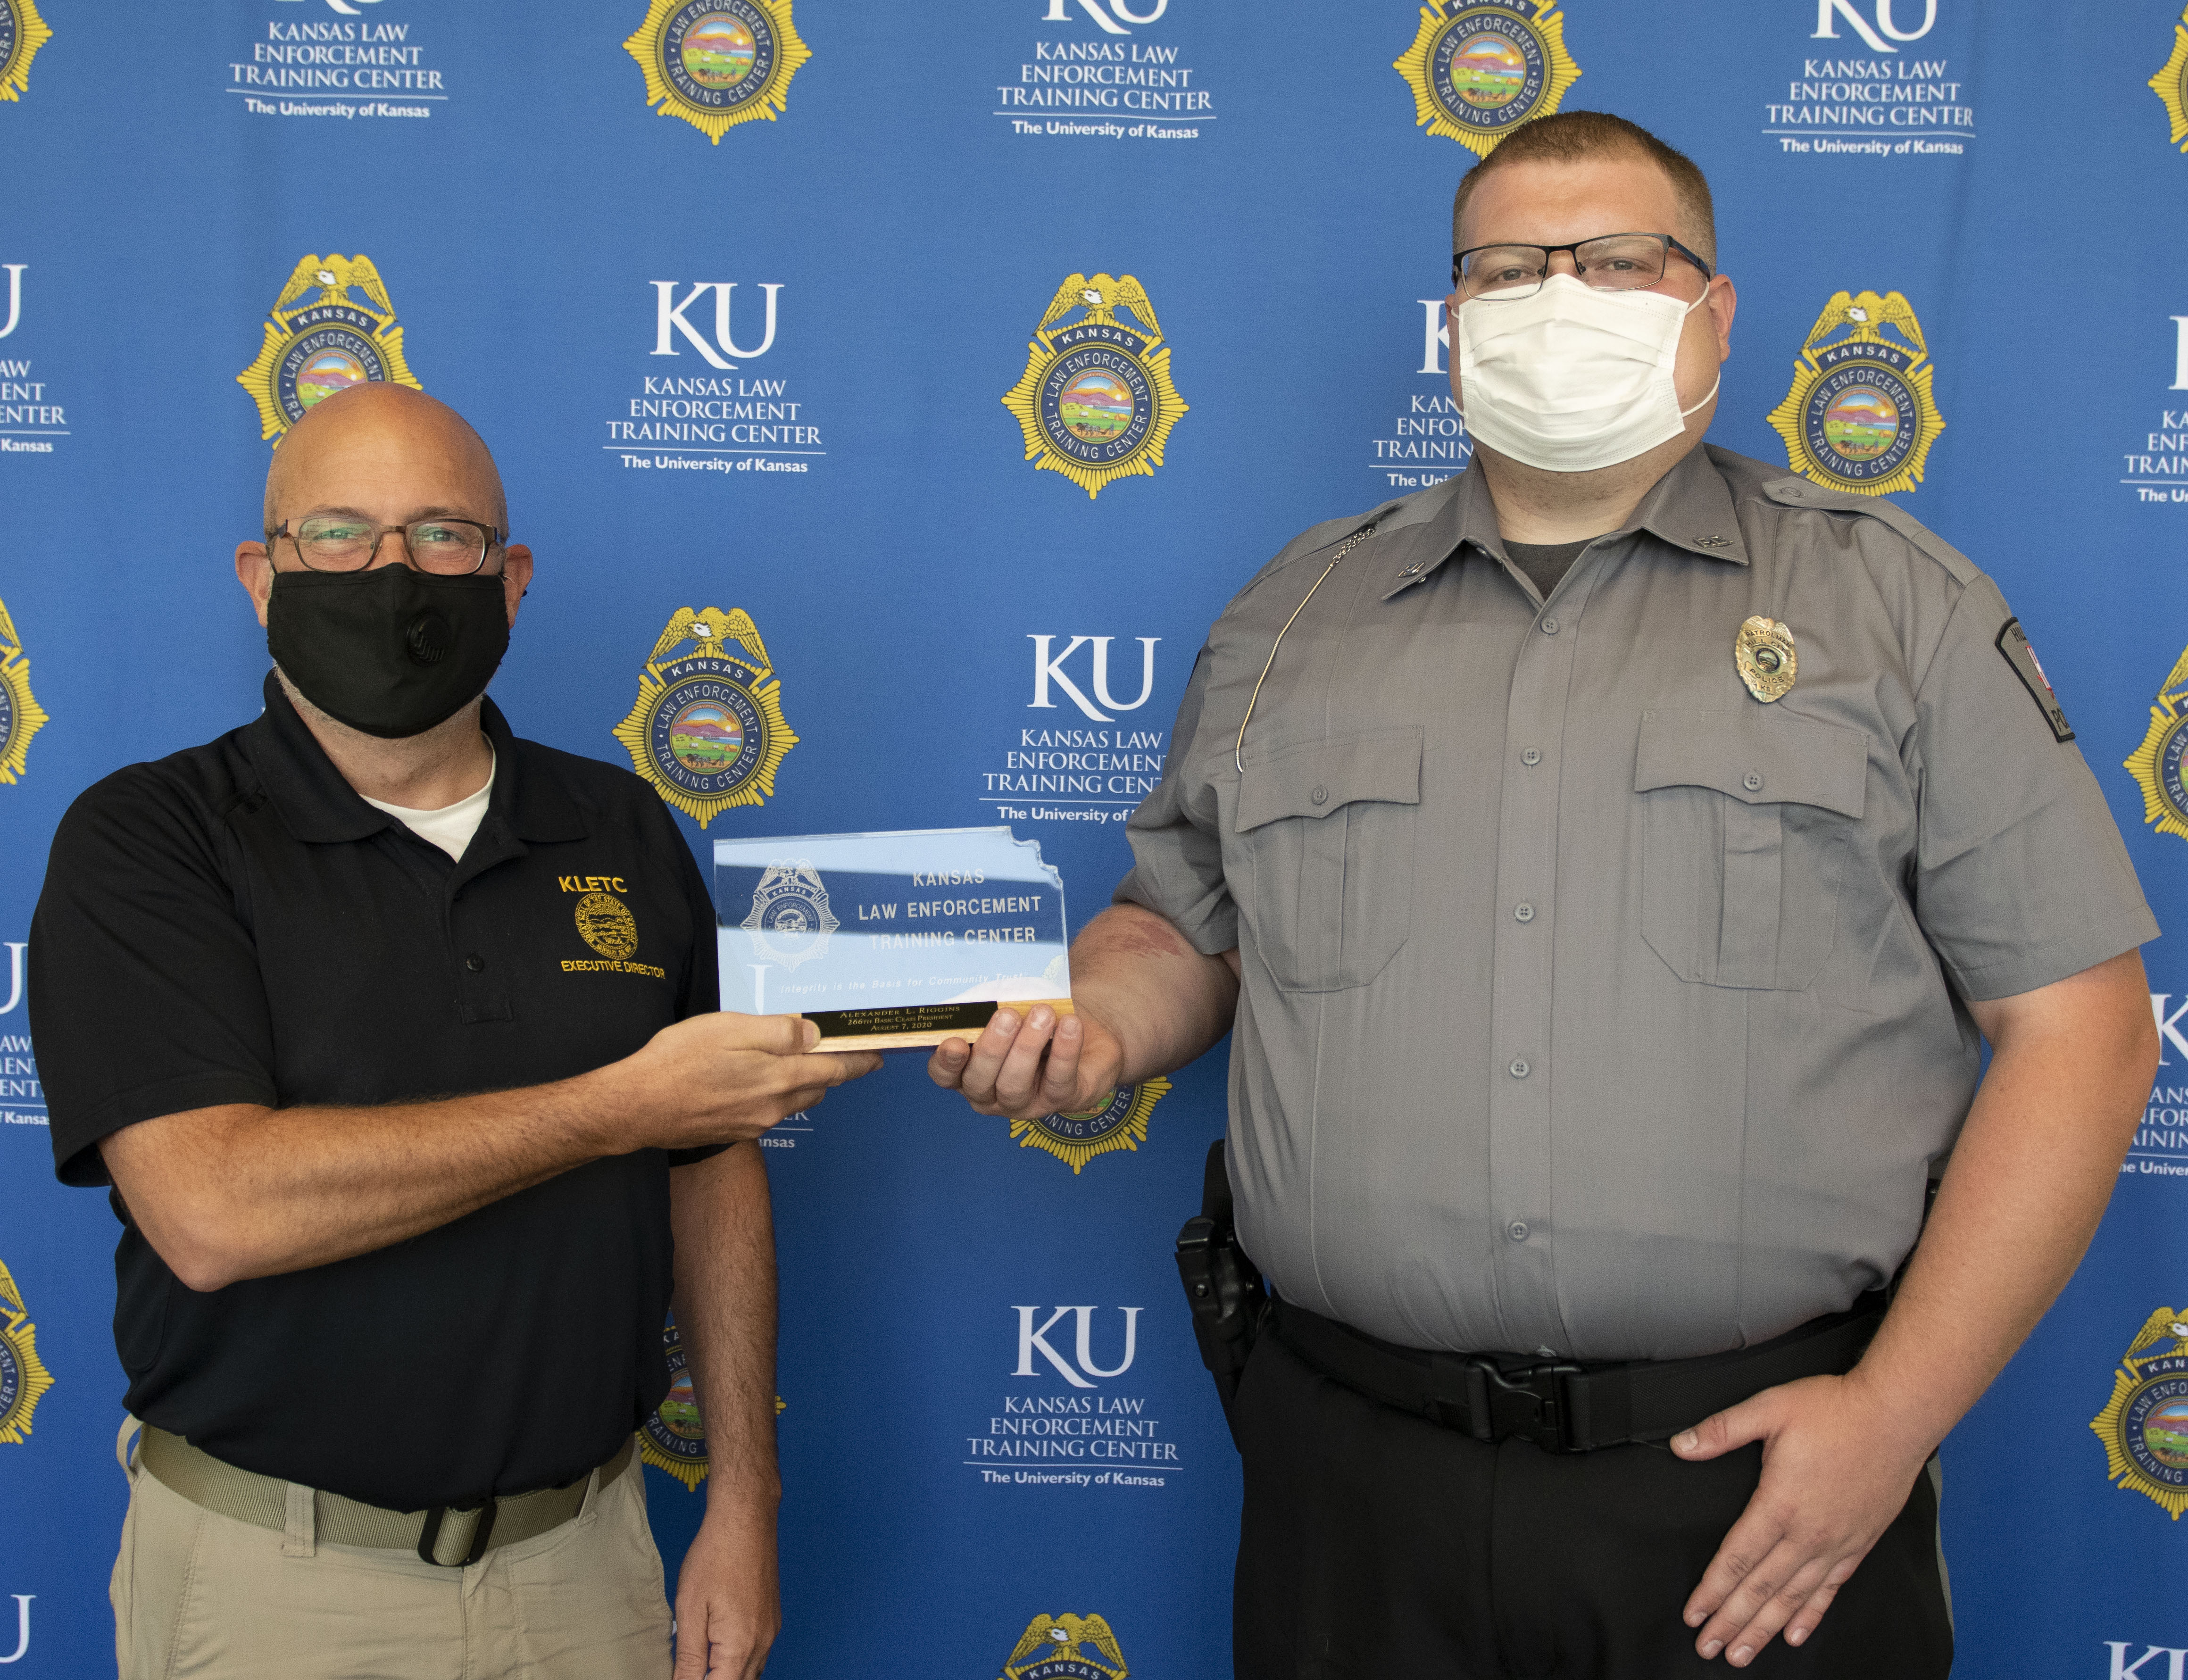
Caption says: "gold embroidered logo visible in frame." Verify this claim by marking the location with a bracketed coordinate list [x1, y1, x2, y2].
[615, 607, 798, 827]
[2091, 1306, 2188, 1518]
[1011, 1079, 1172, 1174]
[0, 0, 53, 104]
[624, 0, 811, 143]
[2153, 3, 2188, 151]
[1765, 291, 1946, 497]
[1003, 274, 1188, 499]
[998, 1613, 1130, 1680]
[575, 892, 640, 960]
[0, 597, 48, 786]
[236, 256, 421, 445]
[1394, 0, 1581, 158]
[0, 1259, 54, 1445]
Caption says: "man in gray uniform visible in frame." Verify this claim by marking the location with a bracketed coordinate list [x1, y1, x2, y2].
[931, 114, 2160, 1677]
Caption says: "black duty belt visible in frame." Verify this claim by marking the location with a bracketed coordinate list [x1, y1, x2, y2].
[1269, 1293, 1886, 1454]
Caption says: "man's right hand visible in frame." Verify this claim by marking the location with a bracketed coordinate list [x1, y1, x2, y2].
[610, 1014, 881, 1150]
[927, 1005, 1125, 1121]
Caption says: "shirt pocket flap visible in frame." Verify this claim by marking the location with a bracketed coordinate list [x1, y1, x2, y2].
[1633, 710, 1867, 818]
[1235, 726, 1424, 833]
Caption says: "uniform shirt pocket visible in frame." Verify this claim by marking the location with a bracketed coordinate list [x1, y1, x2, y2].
[1234, 726, 1422, 992]
[1635, 710, 1867, 991]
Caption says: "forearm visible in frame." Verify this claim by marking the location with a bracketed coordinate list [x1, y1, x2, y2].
[1845, 955, 2156, 1452]
[671, 1143, 782, 1515]
[1071, 904, 1239, 1084]
[102, 1067, 628, 1289]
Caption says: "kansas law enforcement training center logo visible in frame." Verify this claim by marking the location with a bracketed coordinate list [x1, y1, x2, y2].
[624, 0, 810, 142]
[0, 1260, 53, 1446]
[740, 862, 836, 967]
[1012, 1078, 1171, 1174]
[2092, 1306, 2188, 1518]
[1394, 0, 1581, 157]
[0, 0, 52, 102]
[2154, 4, 2188, 151]
[237, 255, 420, 444]
[615, 607, 797, 826]
[1766, 290, 1946, 497]
[997, 1613, 1130, 1680]
[0, 598, 47, 787]
[2125, 642, 2188, 843]
[1003, 273, 1187, 498]
[639, 1312, 708, 1490]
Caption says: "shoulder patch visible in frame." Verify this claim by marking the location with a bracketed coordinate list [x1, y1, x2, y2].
[1997, 618, 2074, 742]
[1759, 476, 1979, 585]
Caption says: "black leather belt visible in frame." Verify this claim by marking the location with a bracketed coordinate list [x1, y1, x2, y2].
[1269, 1293, 1886, 1453]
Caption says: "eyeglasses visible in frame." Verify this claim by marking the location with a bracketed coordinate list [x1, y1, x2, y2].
[270, 514, 503, 576]
[1452, 233, 1714, 301]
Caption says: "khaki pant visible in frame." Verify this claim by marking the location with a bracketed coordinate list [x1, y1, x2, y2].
[111, 1422, 671, 1680]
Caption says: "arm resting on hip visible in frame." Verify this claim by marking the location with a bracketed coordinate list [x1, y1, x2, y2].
[928, 903, 1241, 1120]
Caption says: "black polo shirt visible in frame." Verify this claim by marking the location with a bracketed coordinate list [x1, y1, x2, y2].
[30, 674, 720, 1510]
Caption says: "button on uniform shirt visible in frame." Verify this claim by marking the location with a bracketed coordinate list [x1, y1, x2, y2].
[1117, 445, 2156, 1363]
[31, 675, 722, 1510]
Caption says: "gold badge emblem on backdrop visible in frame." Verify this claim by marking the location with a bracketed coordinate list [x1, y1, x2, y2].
[636, 1312, 788, 1491]
[0, 597, 49, 787]
[2152, 3, 2188, 151]
[999, 1613, 1131, 1680]
[2125, 641, 2188, 843]
[1011, 1078, 1172, 1175]
[236, 256, 421, 446]
[0, 1259, 54, 1445]
[0, 0, 53, 104]
[2090, 1306, 2188, 1518]
[624, 0, 810, 143]
[1765, 291, 1946, 498]
[615, 607, 798, 827]
[1394, 0, 1581, 158]
[1734, 616, 1797, 704]
[1003, 274, 1188, 499]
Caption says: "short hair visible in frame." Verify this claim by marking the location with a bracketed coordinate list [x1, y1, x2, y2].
[1451, 112, 1717, 266]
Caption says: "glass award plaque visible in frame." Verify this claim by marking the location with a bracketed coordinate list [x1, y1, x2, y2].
[713, 826, 1073, 1049]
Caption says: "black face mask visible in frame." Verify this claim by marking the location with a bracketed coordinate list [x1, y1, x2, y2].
[266, 566, 510, 740]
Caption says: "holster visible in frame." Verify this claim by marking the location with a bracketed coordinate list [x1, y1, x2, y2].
[1174, 1138, 1269, 1450]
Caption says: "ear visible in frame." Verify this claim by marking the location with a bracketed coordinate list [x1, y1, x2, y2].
[236, 541, 274, 630]
[500, 544, 535, 629]
[1705, 274, 1737, 362]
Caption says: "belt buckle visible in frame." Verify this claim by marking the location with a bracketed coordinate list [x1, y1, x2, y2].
[1463, 1359, 1584, 1452]
[417, 1497, 498, 1567]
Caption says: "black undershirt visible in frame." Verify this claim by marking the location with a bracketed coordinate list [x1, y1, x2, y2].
[1503, 538, 1600, 602]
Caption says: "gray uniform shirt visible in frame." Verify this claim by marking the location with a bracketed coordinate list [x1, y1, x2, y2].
[1117, 444, 2156, 1362]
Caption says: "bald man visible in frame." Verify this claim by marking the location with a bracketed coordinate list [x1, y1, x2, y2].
[29, 383, 875, 1680]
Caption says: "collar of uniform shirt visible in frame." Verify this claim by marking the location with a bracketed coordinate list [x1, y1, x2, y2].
[1378, 443, 1752, 601]
[247, 669, 587, 848]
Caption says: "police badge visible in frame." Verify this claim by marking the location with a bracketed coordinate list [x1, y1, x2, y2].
[0, 0, 52, 102]
[2153, 4, 2188, 151]
[739, 861, 838, 970]
[623, 0, 811, 143]
[998, 1613, 1130, 1680]
[614, 607, 798, 827]
[0, 1259, 54, 1447]
[1002, 274, 1189, 499]
[0, 597, 48, 787]
[2125, 640, 2188, 841]
[2091, 1306, 2188, 1518]
[1012, 1079, 1172, 1174]
[236, 255, 422, 445]
[1765, 291, 1947, 498]
[1734, 616, 1796, 705]
[1393, 0, 1582, 158]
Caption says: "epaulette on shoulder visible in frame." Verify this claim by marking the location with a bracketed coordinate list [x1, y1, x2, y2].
[1757, 475, 1978, 586]
[1233, 496, 1409, 602]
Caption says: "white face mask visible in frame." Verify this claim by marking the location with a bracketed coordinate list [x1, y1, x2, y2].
[1456, 273, 1719, 473]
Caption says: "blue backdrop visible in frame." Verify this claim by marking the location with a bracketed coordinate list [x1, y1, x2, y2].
[4, 1, 2188, 1674]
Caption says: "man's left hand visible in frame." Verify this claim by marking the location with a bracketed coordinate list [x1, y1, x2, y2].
[1672, 1373, 1932, 1666]
[673, 1498, 780, 1680]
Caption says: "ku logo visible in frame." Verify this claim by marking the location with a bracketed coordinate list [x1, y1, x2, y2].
[0, 1595, 27, 1667]
[275, 0, 383, 12]
[650, 281, 781, 370]
[1030, 635, 1158, 722]
[1015, 1306, 1142, 1389]
[1811, 0, 1937, 50]
[0, 263, 21, 340]
[1042, 0, 1167, 33]
[2172, 316, 2188, 390]
[1, 941, 23, 1015]
[2107, 1645, 2188, 1680]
